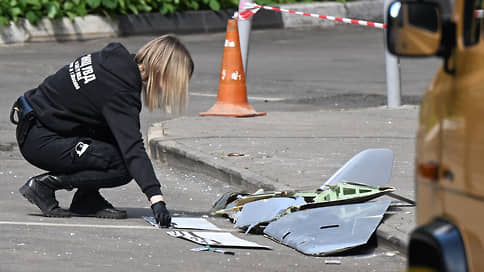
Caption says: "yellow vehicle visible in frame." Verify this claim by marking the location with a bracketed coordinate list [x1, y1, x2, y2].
[386, 0, 484, 270]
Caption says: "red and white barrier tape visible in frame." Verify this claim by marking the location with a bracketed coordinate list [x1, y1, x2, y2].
[237, 2, 484, 27]
[238, 5, 260, 20]
[240, 1, 386, 29]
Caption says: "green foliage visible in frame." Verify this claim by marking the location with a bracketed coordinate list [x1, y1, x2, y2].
[0, 0, 333, 26]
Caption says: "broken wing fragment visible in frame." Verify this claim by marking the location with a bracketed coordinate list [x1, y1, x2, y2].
[214, 183, 394, 219]
[294, 182, 394, 211]
[212, 148, 395, 217]
[263, 200, 391, 256]
[320, 148, 394, 189]
[212, 191, 292, 218]
[235, 197, 306, 233]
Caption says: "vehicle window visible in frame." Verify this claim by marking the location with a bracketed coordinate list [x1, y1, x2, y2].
[464, 0, 483, 45]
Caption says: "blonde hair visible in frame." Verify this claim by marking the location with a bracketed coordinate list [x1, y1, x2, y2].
[135, 34, 194, 113]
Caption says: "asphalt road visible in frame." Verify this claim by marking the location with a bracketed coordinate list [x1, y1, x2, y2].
[0, 25, 440, 271]
[0, 25, 440, 141]
[1, 149, 405, 272]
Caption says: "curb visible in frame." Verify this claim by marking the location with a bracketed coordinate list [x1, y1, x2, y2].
[148, 132, 279, 193]
[377, 226, 409, 252]
[0, 15, 118, 44]
[118, 8, 283, 36]
[0, 0, 384, 44]
[148, 126, 408, 254]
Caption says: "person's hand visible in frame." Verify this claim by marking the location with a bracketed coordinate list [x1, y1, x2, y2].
[151, 201, 171, 227]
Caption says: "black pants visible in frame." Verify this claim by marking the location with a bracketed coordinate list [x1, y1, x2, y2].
[18, 119, 132, 190]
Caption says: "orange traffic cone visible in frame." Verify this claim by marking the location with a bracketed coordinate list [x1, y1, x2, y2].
[200, 19, 266, 117]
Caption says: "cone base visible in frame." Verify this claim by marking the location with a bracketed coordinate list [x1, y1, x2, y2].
[200, 102, 266, 117]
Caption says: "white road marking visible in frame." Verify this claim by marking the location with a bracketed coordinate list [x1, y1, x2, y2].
[0, 221, 155, 230]
[190, 92, 285, 102]
[0, 220, 237, 232]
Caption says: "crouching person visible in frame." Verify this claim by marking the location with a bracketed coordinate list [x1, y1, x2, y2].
[10, 35, 193, 227]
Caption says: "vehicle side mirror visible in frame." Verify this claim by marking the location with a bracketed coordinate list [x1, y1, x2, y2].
[386, 1, 442, 56]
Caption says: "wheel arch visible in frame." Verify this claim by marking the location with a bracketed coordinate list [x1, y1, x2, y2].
[408, 218, 468, 272]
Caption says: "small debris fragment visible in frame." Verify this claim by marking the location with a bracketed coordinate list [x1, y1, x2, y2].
[325, 260, 341, 265]
[190, 245, 235, 255]
[355, 250, 399, 259]
[227, 153, 245, 157]
[385, 251, 398, 257]
[252, 189, 264, 194]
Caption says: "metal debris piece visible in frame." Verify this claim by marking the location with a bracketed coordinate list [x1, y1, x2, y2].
[212, 191, 293, 218]
[294, 183, 394, 211]
[214, 183, 394, 219]
[190, 246, 210, 252]
[167, 230, 271, 249]
[211, 192, 242, 212]
[211, 189, 299, 215]
[212, 148, 395, 218]
[230, 192, 290, 207]
[143, 216, 221, 231]
[263, 200, 391, 256]
[190, 245, 235, 255]
[320, 148, 394, 189]
[171, 217, 221, 231]
[235, 197, 306, 233]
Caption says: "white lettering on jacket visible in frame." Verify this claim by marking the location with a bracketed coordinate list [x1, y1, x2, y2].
[69, 54, 97, 90]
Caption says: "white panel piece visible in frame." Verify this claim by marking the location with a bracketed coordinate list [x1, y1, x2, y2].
[235, 197, 306, 233]
[172, 218, 221, 231]
[143, 216, 221, 231]
[264, 200, 391, 256]
[167, 230, 271, 249]
[321, 148, 394, 189]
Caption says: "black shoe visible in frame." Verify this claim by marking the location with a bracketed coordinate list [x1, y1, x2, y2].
[19, 175, 71, 217]
[70, 189, 127, 219]
[93, 207, 127, 219]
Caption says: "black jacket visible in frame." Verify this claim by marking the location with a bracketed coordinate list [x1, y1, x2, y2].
[24, 43, 161, 198]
